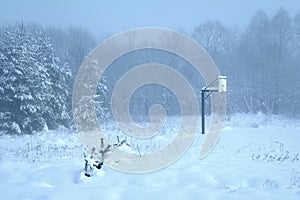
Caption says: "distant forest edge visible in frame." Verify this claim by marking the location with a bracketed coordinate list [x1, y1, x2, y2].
[1, 7, 300, 134]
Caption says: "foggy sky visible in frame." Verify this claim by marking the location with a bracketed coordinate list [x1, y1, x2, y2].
[1, 0, 299, 39]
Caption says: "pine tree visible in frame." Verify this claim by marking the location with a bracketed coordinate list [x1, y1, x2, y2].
[33, 29, 71, 130]
[0, 23, 71, 134]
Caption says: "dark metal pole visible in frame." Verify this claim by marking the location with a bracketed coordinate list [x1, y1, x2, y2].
[201, 90, 205, 134]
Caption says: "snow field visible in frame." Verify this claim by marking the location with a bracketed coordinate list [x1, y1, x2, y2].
[0, 114, 300, 199]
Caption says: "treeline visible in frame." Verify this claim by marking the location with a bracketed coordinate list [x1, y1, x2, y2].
[0, 7, 300, 134]
[193, 8, 300, 116]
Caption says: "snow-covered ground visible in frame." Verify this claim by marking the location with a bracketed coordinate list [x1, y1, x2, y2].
[1, 114, 300, 200]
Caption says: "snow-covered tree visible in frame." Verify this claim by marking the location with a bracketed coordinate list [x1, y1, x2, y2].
[34, 29, 72, 130]
[46, 26, 96, 75]
[0, 23, 71, 134]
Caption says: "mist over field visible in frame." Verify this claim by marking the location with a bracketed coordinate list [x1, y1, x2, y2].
[0, 1, 300, 199]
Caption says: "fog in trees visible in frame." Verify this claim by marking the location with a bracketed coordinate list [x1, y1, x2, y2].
[0, 7, 300, 134]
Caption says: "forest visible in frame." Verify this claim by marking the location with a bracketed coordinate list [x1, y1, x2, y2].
[1, 7, 300, 134]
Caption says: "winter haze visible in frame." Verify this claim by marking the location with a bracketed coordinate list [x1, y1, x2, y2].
[0, 0, 299, 37]
[1, 1, 300, 200]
